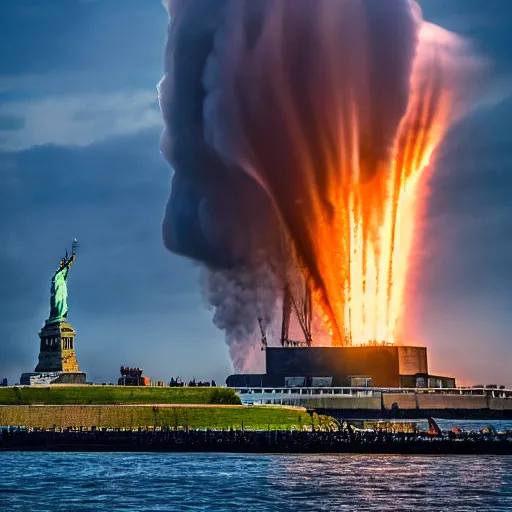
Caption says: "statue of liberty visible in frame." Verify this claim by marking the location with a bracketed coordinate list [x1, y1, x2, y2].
[48, 239, 78, 323]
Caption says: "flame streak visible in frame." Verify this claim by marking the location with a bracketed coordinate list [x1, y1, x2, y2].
[337, 23, 463, 346]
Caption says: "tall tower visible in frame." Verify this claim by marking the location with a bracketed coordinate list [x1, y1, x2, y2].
[21, 240, 86, 385]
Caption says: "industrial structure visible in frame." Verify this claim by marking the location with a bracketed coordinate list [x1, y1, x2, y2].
[226, 345, 455, 389]
[228, 282, 455, 390]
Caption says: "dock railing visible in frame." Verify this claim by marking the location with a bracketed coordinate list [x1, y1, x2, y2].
[232, 386, 512, 406]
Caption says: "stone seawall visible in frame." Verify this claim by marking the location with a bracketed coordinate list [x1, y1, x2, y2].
[302, 394, 512, 420]
[1, 405, 157, 428]
[303, 397, 382, 410]
[0, 405, 316, 430]
[384, 394, 492, 410]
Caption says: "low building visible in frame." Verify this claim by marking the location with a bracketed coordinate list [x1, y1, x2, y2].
[226, 346, 455, 389]
[118, 366, 150, 386]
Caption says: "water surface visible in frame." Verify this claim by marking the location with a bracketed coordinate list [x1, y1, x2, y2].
[1, 452, 511, 511]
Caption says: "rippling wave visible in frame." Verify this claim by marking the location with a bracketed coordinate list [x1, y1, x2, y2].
[1, 452, 511, 511]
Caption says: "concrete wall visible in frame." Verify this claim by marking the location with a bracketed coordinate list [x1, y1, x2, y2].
[239, 392, 512, 416]
[490, 398, 512, 411]
[361, 394, 512, 412]
[303, 397, 381, 410]
[54, 373, 87, 384]
[380, 394, 512, 411]
[416, 394, 489, 410]
[383, 394, 418, 410]
[397, 347, 428, 375]
[1, 405, 156, 428]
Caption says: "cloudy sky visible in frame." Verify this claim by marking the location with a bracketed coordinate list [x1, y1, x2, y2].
[0, 0, 510, 386]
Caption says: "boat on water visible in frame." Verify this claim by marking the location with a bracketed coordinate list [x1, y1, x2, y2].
[346, 420, 419, 434]
[345, 417, 512, 439]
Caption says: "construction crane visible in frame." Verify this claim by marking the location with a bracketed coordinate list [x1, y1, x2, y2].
[258, 317, 268, 351]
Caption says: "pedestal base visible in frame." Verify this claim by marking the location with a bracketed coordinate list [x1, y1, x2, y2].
[20, 372, 87, 386]
[35, 321, 81, 373]
[54, 372, 86, 384]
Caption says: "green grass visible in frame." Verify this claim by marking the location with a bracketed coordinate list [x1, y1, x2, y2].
[0, 386, 339, 430]
[0, 404, 333, 430]
[0, 386, 241, 406]
[127, 406, 329, 430]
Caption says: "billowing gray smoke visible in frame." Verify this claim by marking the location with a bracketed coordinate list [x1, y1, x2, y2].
[159, 0, 291, 371]
[158, 0, 480, 370]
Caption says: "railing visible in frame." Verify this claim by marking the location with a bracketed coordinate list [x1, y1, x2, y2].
[232, 386, 512, 402]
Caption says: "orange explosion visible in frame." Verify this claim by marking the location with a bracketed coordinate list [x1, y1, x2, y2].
[205, 2, 478, 347]
[313, 23, 469, 346]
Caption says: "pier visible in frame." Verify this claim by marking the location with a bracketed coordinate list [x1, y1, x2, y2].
[2, 426, 512, 455]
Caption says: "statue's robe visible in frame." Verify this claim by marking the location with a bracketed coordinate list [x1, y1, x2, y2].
[50, 266, 69, 320]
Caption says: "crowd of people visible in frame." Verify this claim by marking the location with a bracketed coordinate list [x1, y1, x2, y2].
[168, 378, 217, 387]
[282, 339, 308, 348]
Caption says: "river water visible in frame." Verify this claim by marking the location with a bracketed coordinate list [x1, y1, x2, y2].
[1, 451, 511, 512]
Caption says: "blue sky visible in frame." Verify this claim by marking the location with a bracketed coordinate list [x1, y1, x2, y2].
[0, 0, 511, 386]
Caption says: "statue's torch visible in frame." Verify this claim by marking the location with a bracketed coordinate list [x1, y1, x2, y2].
[71, 239, 79, 256]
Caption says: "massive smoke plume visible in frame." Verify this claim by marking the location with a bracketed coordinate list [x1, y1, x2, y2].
[159, 0, 481, 371]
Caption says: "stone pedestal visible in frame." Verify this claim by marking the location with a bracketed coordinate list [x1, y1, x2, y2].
[20, 371, 86, 386]
[35, 321, 81, 373]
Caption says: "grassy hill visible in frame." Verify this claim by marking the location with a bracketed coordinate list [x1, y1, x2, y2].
[0, 386, 337, 430]
[0, 386, 240, 406]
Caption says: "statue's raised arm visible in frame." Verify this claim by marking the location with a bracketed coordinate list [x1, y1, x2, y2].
[66, 252, 76, 269]
[48, 239, 79, 323]
[66, 239, 79, 267]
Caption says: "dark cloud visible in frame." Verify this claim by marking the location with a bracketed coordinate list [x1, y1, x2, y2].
[0, 129, 194, 317]
[0, 129, 231, 382]
[0, 0, 166, 91]
[0, 254, 42, 320]
[0, 116, 24, 131]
